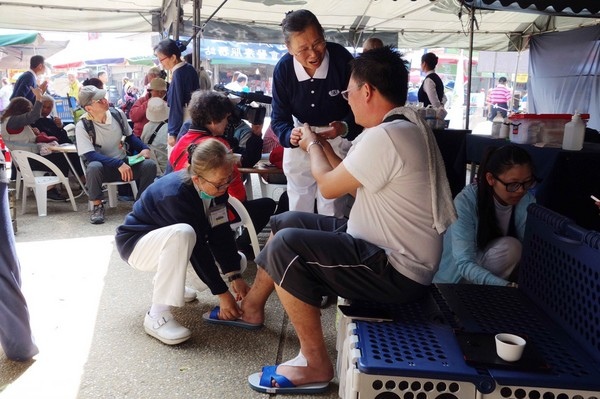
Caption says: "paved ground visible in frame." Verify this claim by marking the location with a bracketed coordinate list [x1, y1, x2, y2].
[0, 184, 341, 399]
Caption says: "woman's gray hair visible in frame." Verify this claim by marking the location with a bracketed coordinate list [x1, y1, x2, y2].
[41, 94, 55, 103]
[183, 139, 235, 182]
[281, 9, 324, 45]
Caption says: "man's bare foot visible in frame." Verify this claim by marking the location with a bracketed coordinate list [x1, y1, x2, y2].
[271, 363, 334, 388]
[239, 298, 264, 325]
[266, 352, 333, 388]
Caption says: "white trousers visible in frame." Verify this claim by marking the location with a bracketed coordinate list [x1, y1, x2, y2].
[128, 223, 196, 307]
[477, 236, 522, 279]
[283, 136, 351, 217]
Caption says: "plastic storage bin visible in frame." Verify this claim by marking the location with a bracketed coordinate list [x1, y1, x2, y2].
[508, 113, 589, 145]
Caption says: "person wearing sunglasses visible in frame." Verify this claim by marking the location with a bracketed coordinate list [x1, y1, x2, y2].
[115, 139, 253, 345]
[271, 9, 362, 218]
[434, 144, 537, 286]
[76, 85, 157, 224]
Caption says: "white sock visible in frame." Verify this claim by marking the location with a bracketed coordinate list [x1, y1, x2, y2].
[149, 304, 171, 318]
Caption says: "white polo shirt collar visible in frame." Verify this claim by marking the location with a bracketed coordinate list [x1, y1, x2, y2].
[293, 49, 330, 82]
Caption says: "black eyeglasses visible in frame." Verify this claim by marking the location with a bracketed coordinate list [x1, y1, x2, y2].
[492, 175, 538, 192]
[198, 174, 234, 191]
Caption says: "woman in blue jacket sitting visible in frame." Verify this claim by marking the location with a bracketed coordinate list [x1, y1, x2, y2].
[434, 145, 537, 286]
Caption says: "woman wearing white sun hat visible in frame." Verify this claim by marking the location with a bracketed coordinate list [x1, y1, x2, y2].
[141, 96, 170, 173]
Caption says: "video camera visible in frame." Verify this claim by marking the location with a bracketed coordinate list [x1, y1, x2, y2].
[214, 84, 271, 125]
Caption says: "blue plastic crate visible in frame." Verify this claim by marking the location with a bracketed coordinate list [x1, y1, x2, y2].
[53, 97, 74, 123]
[520, 204, 600, 365]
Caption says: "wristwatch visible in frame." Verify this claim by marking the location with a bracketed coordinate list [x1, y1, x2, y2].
[227, 273, 242, 282]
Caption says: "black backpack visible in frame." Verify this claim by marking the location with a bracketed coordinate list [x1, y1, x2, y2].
[82, 107, 130, 150]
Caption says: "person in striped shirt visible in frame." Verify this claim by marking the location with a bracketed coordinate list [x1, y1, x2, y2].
[487, 77, 512, 121]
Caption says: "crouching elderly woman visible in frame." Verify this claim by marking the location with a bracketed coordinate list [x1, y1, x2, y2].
[115, 139, 250, 345]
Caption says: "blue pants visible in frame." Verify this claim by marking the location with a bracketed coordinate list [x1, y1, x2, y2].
[0, 182, 38, 361]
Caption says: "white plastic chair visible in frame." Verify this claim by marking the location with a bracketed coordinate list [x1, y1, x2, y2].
[11, 154, 47, 200]
[79, 156, 138, 208]
[228, 196, 261, 258]
[10, 150, 77, 217]
[259, 175, 287, 202]
[104, 181, 138, 208]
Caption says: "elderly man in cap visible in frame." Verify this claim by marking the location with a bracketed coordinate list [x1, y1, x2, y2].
[129, 77, 168, 137]
[75, 85, 157, 224]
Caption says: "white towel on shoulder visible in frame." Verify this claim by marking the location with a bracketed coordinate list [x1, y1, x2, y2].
[383, 107, 457, 234]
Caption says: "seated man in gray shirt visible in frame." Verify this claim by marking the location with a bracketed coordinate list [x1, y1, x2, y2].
[75, 85, 157, 225]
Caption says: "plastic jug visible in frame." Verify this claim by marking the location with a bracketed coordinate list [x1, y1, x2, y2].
[499, 117, 510, 139]
[491, 112, 503, 138]
[562, 113, 585, 151]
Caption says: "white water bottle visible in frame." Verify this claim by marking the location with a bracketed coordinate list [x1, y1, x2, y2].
[491, 112, 503, 138]
[562, 113, 585, 151]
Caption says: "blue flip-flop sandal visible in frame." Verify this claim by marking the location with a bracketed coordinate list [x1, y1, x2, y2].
[201, 306, 262, 330]
[248, 365, 329, 394]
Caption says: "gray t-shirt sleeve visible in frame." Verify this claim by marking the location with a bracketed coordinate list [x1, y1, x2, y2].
[75, 119, 94, 155]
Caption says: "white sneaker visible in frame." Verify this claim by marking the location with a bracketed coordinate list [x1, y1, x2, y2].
[143, 312, 191, 345]
[184, 286, 197, 303]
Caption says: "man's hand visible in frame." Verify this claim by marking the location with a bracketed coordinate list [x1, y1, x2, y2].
[118, 162, 133, 182]
[139, 149, 152, 159]
[167, 136, 176, 147]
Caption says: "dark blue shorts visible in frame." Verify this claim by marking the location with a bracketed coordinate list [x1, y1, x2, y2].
[255, 211, 426, 307]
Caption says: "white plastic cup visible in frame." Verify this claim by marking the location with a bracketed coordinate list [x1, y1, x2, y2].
[495, 333, 526, 362]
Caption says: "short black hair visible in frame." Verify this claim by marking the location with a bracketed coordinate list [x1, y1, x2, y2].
[499, 77, 507, 84]
[82, 78, 104, 89]
[188, 90, 235, 128]
[30, 55, 45, 70]
[421, 52, 439, 70]
[154, 39, 186, 59]
[350, 46, 410, 106]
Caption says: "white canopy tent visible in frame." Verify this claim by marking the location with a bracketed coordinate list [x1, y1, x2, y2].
[0, 1, 597, 51]
[0, 32, 68, 69]
[0, 0, 597, 129]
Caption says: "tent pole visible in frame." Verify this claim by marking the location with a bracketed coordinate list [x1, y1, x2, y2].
[513, 50, 521, 111]
[465, 4, 475, 130]
[173, 0, 181, 40]
[192, 0, 202, 70]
